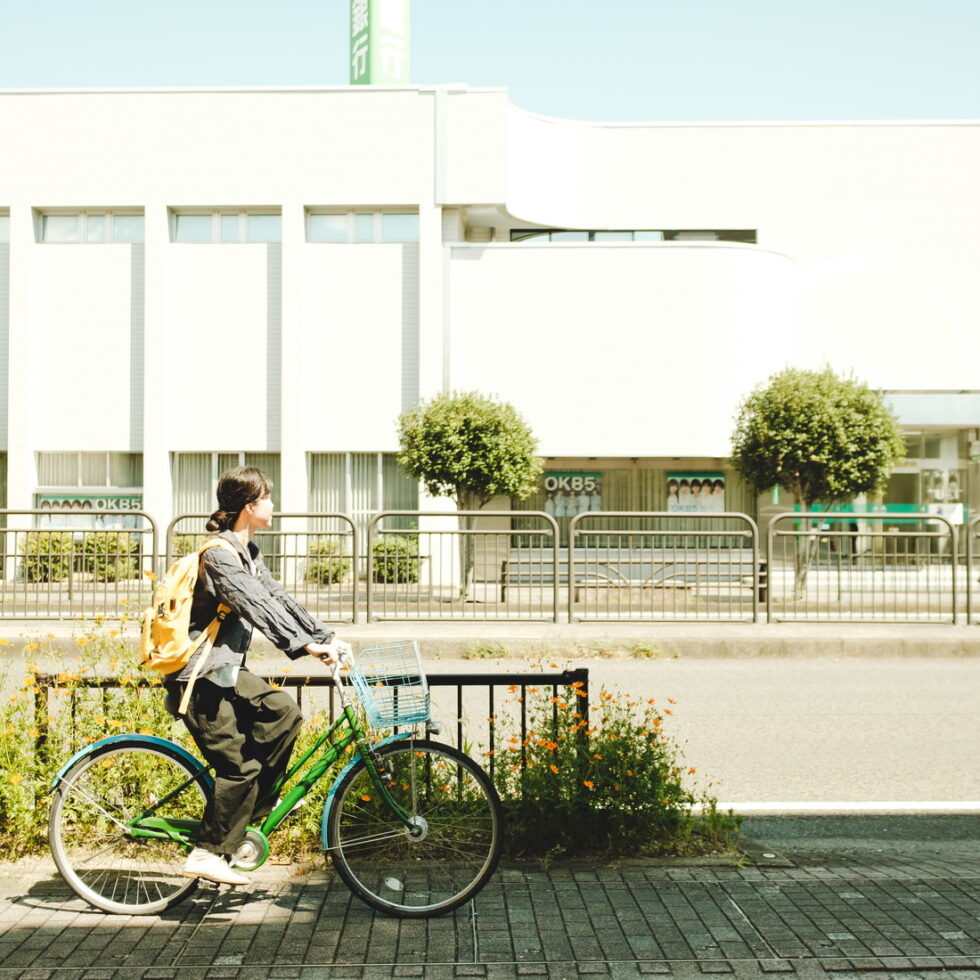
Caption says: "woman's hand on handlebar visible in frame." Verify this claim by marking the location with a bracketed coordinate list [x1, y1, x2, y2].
[305, 639, 353, 665]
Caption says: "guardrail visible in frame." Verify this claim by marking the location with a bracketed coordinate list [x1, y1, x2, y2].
[567, 512, 761, 623]
[2, 508, 977, 625]
[365, 511, 561, 622]
[767, 512, 959, 623]
[166, 513, 359, 624]
[0, 511, 158, 620]
[968, 516, 980, 625]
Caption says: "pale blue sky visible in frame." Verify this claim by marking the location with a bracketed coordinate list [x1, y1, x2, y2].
[3, 0, 977, 121]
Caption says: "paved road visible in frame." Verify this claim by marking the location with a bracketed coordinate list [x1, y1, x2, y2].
[585, 657, 980, 806]
[398, 655, 980, 808]
[1, 816, 979, 979]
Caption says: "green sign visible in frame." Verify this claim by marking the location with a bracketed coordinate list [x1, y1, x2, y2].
[350, 0, 410, 85]
[35, 493, 144, 530]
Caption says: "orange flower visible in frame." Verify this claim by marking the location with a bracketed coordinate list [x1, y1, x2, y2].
[549, 764, 559, 774]
[593, 754, 603, 760]
[688, 767, 696, 775]
[583, 780, 594, 789]
[360, 794, 372, 802]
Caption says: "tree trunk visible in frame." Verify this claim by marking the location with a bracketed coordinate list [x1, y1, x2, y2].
[457, 493, 478, 601]
[793, 506, 818, 601]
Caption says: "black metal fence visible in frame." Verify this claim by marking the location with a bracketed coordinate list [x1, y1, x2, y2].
[32, 668, 591, 784]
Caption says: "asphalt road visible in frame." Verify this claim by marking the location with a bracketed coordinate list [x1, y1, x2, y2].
[562, 655, 980, 806]
[413, 655, 980, 807]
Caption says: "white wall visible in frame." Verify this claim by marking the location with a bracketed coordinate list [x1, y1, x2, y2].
[300, 243, 414, 450]
[164, 244, 269, 448]
[449, 241, 793, 457]
[503, 109, 980, 391]
[31, 245, 133, 446]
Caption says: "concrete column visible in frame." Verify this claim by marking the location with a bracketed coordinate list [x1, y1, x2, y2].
[141, 201, 173, 562]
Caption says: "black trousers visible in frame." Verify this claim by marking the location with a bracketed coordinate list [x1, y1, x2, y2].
[180, 670, 303, 856]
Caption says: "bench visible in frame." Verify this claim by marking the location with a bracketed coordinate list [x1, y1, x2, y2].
[500, 550, 764, 601]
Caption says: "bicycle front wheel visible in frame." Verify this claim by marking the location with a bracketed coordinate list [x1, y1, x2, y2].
[49, 740, 212, 915]
[326, 738, 503, 917]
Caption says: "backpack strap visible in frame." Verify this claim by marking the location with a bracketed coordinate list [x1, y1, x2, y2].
[176, 538, 238, 715]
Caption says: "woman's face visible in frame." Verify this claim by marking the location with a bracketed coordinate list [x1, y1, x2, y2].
[245, 492, 274, 530]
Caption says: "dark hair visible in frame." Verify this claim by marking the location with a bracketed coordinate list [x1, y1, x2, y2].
[206, 466, 274, 532]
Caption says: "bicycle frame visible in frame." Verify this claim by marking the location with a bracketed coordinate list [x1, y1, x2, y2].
[116, 667, 417, 847]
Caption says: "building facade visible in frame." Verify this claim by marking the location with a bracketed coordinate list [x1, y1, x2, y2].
[1, 85, 978, 535]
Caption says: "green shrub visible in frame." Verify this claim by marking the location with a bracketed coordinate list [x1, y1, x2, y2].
[172, 534, 202, 558]
[372, 535, 421, 584]
[304, 537, 351, 585]
[490, 682, 739, 858]
[81, 532, 140, 582]
[20, 532, 74, 583]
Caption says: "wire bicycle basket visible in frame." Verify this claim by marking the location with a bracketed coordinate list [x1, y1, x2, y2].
[348, 640, 430, 728]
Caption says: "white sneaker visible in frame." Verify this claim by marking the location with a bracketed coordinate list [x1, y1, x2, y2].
[182, 847, 249, 886]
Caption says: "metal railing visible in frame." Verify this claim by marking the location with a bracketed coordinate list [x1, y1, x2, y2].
[0, 511, 158, 620]
[32, 667, 590, 786]
[968, 516, 980, 625]
[568, 512, 761, 623]
[366, 511, 561, 622]
[166, 514, 359, 624]
[767, 512, 959, 623]
[2, 507, 977, 625]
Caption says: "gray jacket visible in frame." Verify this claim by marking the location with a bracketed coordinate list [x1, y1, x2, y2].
[173, 531, 334, 683]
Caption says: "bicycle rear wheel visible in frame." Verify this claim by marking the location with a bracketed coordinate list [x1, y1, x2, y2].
[49, 740, 211, 915]
[325, 738, 503, 917]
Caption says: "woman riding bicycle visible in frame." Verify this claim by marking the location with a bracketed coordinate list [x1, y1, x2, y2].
[167, 466, 348, 886]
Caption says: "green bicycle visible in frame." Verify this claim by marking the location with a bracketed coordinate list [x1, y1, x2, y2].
[48, 641, 503, 918]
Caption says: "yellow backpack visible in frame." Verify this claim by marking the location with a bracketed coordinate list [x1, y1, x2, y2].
[140, 539, 236, 710]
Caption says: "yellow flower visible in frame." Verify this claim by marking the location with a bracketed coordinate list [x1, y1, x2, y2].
[140, 729, 154, 736]
[24, 643, 38, 651]
[0, 639, 9, 646]
[10, 773, 23, 785]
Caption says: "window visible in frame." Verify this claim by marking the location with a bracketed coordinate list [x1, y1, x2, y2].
[0, 213, 10, 243]
[510, 228, 756, 243]
[171, 452, 281, 515]
[306, 209, 418, 243]
[37, 451, 142, 488]
[308, 452, 418, 536]
[171, 210, 281, 243]
[35, 452, 143, 530]
[37, 211, 144, 244]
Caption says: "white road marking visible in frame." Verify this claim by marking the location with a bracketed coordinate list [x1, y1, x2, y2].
[701, 801, 980, 814]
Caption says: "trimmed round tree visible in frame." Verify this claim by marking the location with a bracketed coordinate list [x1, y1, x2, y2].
[730, 367, 905, 597]
[397, 391, 542, 598]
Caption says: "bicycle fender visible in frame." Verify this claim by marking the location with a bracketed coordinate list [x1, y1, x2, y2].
[52, 733, 211, 790]
[319, 731, 412, 849]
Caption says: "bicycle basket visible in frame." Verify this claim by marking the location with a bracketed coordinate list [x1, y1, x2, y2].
[348, 640, 429, 729]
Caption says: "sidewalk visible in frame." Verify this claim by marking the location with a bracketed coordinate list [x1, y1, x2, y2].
[2, 822, 979, 980]
[2, 619, 980, 661]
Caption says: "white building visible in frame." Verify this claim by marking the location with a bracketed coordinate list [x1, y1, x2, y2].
[0, 85, 978, 535]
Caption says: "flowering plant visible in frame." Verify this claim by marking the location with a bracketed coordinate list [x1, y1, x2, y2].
[489, 680, 738, 857]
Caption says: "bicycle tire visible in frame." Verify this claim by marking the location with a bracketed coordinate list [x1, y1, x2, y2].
[325, 738, 503, 917]
[49, 740, 211, 915]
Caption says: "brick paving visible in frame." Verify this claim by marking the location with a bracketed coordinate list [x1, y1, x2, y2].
[1, 853, 979, 979]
